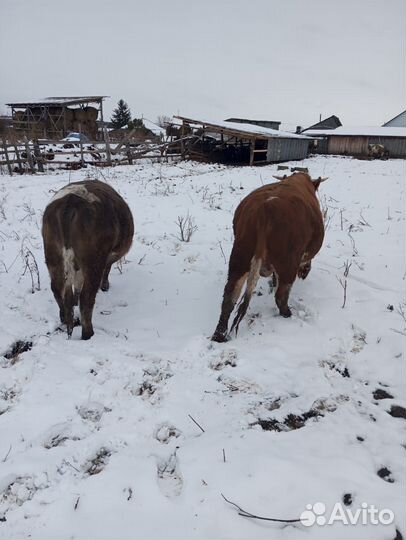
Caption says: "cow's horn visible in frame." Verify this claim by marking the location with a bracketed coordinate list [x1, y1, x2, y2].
[314, 176, 328, 182]
[273, 175, 287, 180]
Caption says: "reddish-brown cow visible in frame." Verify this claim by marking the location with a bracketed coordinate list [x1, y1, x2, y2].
[212, 172, 327, 342]
[42, 180, 134, 340]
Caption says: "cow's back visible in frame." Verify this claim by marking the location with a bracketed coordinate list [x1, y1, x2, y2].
[233, 176, 324, 273]
[43, 180, 134, 263]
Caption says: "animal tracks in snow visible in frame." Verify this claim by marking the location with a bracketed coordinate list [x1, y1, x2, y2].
[42, 421, 84, 449]
[130, 360, 173, 403]
[0, 385, 21, 416]
[208, 348, 238, 370]
[156, 450, 183, 498]
[154, 423, 182, 444]
[0, 474, 49, 520]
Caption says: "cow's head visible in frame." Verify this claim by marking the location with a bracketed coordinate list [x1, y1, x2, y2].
[273, 173, 328, 191]
[311, 176, 328, 191]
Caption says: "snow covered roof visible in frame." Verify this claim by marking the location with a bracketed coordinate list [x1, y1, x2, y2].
[382, 110, 406, 128]
[7, 96, 107, 107]
[142, 118, 166, 136]
[305, 126, 406, 138]
[174, 116, 312, 140]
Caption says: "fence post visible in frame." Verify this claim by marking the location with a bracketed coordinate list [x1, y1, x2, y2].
[78, 123, 85, 167]
[104, 128, 112, 166]
[2, 140, 13, 176]
[33, 139, 44, 173]
[24, 136, 36, 173]
[13, 142, 23, 172]
[126, 142, 133, 165]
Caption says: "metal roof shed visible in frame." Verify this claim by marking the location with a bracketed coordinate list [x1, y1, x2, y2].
[174, 116, 312, 165]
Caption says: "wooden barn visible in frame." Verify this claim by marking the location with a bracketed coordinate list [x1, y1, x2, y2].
[173, 116, 312, 165]
[7, 96, 107, 140]
[304, 126, 406, 159]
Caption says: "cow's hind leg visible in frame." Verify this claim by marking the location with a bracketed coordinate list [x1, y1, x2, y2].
[211, 272, 248, 342]
[275, 279, 293, 318]
[80, 262, 105, 340]
[212, 245, 254, 342]
[230, 257, 261, 335]
[63, 286, 75, 338]
[100, 252, 122, 291]
[298, 260, 311, 280]
[100, 261, 113, 292]
[49, 265, 65, 324]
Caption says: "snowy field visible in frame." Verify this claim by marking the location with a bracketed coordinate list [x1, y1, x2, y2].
[0, 156, 405, 540]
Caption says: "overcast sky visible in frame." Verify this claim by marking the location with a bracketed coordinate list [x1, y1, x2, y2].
[1, 0, 405, 130]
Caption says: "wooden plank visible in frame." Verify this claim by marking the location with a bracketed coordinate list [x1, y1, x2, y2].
[1, 141, 13, 175]
[13, 143, 23, 171]
[249, 139, 255, 165]
[175, 115, 273, 141]
[33, 140, 44, 172]
[0, 159, 28, 166]
[104, 128, 112, 165]
[24, 136, 36, 173]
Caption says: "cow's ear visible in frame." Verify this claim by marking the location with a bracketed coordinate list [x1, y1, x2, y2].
[273, 175, 287, 181]
[312, 176, 328, 191]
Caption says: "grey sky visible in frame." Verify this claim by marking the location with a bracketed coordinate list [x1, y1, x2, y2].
[1, 0, 405, 129]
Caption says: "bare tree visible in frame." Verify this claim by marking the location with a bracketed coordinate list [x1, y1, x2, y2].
[156, 115, 172, 128]
[337, 259, 352, 308]
[21, 246, 40, 293]
[175, 213, 197, 242]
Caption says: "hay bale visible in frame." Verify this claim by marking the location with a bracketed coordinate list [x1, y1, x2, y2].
[84, 107, 98, 122]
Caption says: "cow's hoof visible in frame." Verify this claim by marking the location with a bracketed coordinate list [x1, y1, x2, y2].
[81, 329, 94, 340]
[280, 308, 292, 318]
[211, 331, 229, 343]
[100, 281, 109, 292]
[298, 264, 311, 279]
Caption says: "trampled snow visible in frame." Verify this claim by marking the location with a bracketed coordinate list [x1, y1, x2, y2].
[0, 156, 404, 540]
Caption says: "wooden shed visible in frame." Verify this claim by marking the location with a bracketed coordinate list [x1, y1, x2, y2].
[173, 116, 312, 165]
[305, 126, 406, 159]
[6, 96, 107, 140]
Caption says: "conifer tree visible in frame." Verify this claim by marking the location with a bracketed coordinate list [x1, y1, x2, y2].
[111, 99, 132, 129]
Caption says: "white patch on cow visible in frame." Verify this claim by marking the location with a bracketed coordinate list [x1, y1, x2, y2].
[62, 247, 75, 286]
[74, 268, 84, 294]
[266, 196, 279, 201]
[245, 257, 261, 297]
[62, 247, 83, 296]
[51, 184, 100, 204]
[232, 273, 249, 303]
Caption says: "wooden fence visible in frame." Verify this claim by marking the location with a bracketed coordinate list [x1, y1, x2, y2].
[0, 136, 183, 176]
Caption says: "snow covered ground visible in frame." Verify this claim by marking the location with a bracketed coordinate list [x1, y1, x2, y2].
[0, 156, 404, 540]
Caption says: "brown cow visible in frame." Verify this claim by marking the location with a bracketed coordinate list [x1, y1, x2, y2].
[211, 172, 327, 342]
[42, 180, 134, 340]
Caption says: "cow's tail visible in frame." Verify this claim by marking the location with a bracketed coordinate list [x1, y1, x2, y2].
[61, 204, 78, 338]
[61, 247, 76, 338]
[230, 256, 261, 335]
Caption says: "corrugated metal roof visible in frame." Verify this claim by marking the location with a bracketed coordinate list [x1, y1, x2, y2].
[382, 111, 406, 128]
[305, 126, 406, 138]
[7, 96, 107, 107]
[175, 116, 312, 140]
